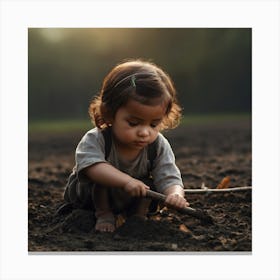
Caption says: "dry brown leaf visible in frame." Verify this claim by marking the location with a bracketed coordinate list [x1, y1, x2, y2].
[179, 224, 191, 233]
[216, 176, 230, 189]
[150, 216, 161, 221]
[115, 214, 126, 228]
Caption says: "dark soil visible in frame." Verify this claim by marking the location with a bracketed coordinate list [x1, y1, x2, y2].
[28, 119, 252, 252]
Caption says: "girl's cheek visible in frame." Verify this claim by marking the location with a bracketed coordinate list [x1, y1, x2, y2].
[123, 127, 135, 137]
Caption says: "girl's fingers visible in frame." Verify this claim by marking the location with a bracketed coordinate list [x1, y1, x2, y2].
[124, 179, 147, 197]
[130, 184, 148, 197]
[166, 194, 189, 209]
[139, 186, 147, 197]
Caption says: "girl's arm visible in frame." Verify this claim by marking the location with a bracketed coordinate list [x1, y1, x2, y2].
[83, 162, 149, 197]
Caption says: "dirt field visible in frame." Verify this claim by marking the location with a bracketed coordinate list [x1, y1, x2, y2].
[28, 119, 252, 252]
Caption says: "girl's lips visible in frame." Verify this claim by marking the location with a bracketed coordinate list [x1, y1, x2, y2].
[135, 141, 148, 146]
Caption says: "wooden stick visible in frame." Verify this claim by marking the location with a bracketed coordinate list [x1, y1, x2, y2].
[146, 190, 214, 224]
[184, 186, 252, 194]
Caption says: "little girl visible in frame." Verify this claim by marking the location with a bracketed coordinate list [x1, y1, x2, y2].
[63, 59, 189, 232]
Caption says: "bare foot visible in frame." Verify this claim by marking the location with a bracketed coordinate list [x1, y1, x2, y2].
[95, 211, 115, 232]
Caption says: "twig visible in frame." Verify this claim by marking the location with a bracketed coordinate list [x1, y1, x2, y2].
[146, 189, 214, 224]
[184, 186, 252, 194]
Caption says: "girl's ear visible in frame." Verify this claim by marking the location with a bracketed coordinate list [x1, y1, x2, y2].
[100, 103, 114, 126]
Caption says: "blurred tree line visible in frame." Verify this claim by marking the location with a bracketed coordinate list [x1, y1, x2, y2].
[28, 28, 251, 120]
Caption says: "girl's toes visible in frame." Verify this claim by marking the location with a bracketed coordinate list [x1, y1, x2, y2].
[94, 212, 115, 232]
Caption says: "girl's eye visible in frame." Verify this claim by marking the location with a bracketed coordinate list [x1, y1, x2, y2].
[128, 121, 138, 127]
[151, 122, 161, 128]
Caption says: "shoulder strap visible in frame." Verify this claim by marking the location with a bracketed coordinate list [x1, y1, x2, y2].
[101, 128, 112, 160]
[147, 136, 158, 170]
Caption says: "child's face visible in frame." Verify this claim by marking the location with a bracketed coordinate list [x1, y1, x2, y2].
[111, 99, 166, 151]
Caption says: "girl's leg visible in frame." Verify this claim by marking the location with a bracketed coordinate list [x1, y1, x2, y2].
[92, 185, 115, 232]
[127, 177, 156, 218]
[127, 197, 152, 219]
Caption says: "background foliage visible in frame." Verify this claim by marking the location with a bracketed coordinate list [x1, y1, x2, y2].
[28, 28, 251, 120]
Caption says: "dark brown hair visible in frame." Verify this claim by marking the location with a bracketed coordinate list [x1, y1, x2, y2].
[89, 59, 182, 130]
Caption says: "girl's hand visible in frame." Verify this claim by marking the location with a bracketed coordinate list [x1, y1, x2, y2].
[123, 179, 150, 197]
[165, 193, 190, 210]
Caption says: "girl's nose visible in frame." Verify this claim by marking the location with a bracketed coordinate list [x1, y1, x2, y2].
[138, 127, 149, 138]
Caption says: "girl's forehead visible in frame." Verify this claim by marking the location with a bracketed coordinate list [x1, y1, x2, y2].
[120, 99, 166, 120]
